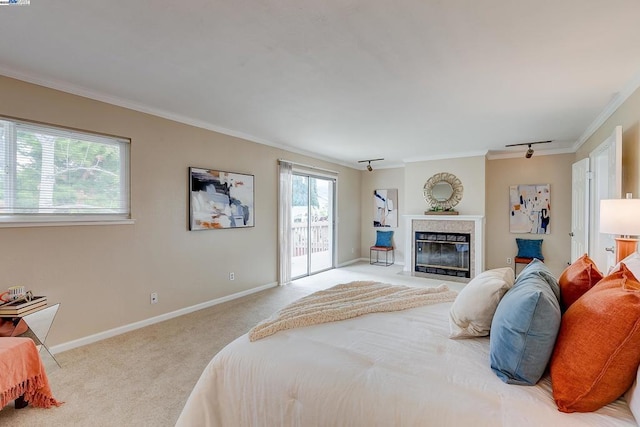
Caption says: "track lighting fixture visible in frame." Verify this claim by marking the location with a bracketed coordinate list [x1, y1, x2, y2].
[358, 158, 384, 171]
[526, 144, 534, 159]
[505, 140, 553, 159]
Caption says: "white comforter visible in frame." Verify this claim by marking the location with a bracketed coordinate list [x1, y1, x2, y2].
[177, 301, 637, 426]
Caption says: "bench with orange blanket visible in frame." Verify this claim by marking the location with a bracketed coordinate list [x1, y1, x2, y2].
[0, 337, 61, 409]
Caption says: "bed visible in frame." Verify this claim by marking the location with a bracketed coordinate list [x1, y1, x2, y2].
[176, 291, 637, 426]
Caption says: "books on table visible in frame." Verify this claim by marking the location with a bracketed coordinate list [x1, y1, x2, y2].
[0, 296, 47, 316]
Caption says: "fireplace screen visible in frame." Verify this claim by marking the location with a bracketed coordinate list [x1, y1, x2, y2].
[415, 232, 470, 278]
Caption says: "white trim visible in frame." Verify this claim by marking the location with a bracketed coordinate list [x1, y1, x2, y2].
[573, 70, 640, 151]
[403, 214, 485, 278]
[403, 150, 489, 163]
[359, 162, 406, 171]
[4, 65, 640, 168]
[337, 257, 364, 267]
[49, 281, 278, 354]
[486, 147, 575, 160]
[0, 218, 135, 228]
[279, 159, 339, 176]
[338, 257, 405, 267]
[0, 66, 357, 170]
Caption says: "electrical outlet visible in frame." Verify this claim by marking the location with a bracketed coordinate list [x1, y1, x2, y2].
[150, 292, 158, 304]
[229, 272, 235, 281]
[506, 257, 512, 265]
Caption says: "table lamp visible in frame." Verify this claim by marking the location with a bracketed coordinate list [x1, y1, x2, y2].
[600, 196, 640, 263]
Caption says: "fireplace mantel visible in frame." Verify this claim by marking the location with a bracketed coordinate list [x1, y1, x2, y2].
[403, 215, 485, 282]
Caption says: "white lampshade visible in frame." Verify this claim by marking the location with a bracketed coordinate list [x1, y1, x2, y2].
[600, 199, 640, 236]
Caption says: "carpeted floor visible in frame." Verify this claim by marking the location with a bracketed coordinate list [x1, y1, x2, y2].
[0, 262, 457, 426]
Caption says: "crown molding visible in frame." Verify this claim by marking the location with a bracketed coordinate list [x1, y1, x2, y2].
[403, 149, 489, 163]
[573, 70, 640, 151]
[0, 66, 357, 170]
[486, 147, 575, 160]
[4, 63, 639, 169]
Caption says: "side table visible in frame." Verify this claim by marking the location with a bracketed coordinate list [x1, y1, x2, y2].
[1, 303, 61, 368]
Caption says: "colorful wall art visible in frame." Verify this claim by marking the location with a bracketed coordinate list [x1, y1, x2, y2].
[509, 184, 550, 234]
[373, 188, 398, 228]
[189, 167, 254, 230]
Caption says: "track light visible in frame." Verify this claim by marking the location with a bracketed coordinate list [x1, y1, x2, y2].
[358, 158, 384, 171]
[525, 144, 534, 158]
[504, 140, 553, 159]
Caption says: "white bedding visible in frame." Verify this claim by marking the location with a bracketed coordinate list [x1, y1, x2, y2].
[177, 301, 637, 426]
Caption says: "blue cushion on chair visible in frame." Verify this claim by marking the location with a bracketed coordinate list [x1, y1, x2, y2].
[516, 238, 544, 260]
[374, 230, 393, 248]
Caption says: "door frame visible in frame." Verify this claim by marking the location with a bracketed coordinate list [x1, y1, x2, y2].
[290, 170, 336, 280]
[570, 158, 589, 263]
[588, 125, 622, 272]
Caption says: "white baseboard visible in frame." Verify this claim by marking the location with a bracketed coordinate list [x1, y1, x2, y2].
[338, 257, 405, 267]
[50, 281, 278, 354]
[50, 260, 408, 355]
[336, 258, 364, 267]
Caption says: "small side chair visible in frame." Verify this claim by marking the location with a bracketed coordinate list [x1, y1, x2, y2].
[514, 238, 544, 275]
[370, 230, 394, 266]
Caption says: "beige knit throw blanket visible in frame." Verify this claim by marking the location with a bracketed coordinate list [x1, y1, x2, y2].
[249, 281, 457, 341]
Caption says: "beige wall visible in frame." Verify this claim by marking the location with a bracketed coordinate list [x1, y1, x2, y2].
[360, 156, 486, 265]
[576, 87, 640, 197]
[359, 167, 405, 262]
[404, 157, 486, 267]
[404, 156, 486, 216]
[485, 154, 574, 277]
[8, 71, 638, 349]
[361, 153, 575, 277]
[0, 76, 361, 347]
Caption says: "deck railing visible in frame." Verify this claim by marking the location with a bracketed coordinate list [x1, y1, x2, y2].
[292, 221, 330, 256]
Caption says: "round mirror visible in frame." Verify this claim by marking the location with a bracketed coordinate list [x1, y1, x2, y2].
[431, 182, 454, 201]
[423, 172, 463, 211]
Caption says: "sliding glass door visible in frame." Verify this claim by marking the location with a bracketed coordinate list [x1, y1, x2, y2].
[291, 173, 335, 279]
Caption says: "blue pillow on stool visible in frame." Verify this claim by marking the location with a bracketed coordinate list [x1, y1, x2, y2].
[516, 238, 544, 260]
[375, 230, 393, 248]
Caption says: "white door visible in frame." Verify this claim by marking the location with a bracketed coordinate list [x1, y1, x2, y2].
[589, 125, 622, 272]
[570, 158, 590, 263]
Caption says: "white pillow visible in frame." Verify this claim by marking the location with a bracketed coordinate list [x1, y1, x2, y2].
[611, 251, 640, 279]
[449, 267, 515, 339]
[625, 366, 640, 422]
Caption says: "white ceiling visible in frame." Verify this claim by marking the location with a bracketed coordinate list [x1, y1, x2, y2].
[2, 1, 640, 169]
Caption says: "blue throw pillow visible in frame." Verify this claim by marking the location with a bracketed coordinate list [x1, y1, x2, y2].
[516, 238, 544, 260]
[374, 230, 393, 248]
[489, 259, 561, 385]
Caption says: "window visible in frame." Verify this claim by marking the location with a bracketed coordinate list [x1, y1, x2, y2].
[0, 116, 131, 225]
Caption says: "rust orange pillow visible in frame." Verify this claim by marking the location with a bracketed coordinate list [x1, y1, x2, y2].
[550, 264, 640, 413]
[558, 253, 603, 311]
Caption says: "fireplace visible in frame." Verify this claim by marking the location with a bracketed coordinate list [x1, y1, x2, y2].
[415, 232, 471, 278]
[403, 215, 484, 282]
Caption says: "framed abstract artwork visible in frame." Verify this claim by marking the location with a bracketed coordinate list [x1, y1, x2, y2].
[373, 188, 398, 228]
[509, 184, 550, 234]
[189, 167, 254, 230]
